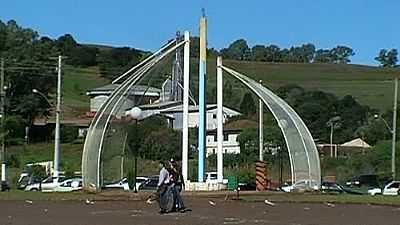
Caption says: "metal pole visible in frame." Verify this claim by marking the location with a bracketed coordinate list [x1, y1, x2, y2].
[259, 80, 264, 161]
[134, 119, 138, 193]
[330, 125, 333, 158]
[54, 56, 62, 177]
[182, 31, 190, 184]
[198, 14, 207, 182]
[216, 56, 223, 183]
[0, 58, 6, 184]
[392, 77, 398, 179]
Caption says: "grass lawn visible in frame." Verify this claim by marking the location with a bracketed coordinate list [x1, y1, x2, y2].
[62, 66, 109, 113]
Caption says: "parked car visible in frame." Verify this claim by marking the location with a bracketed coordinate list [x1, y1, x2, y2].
[139, 176, 159, 190]
[281, 179, 319, 192]
[17, 175, 42, 190]
[346, 175, 379, 188]
[53, 178, 82, 192]
[104, 176, 148, 191]
[238, 182, 256, 191]
[368, 181, 400, 196]
[321, 181, 344, 194]
[25, 176, 66, 192]
[205, 172, 228, 184]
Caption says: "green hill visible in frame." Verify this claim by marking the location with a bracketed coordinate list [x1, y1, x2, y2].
[220, 60, 399, 111]
[61, 60, 400, 115]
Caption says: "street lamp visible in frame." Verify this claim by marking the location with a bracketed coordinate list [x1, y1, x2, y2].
[374, 114, 393, 134]
[125, 107, 142, 193]
[327, 116, 341, 158]
[374, 113, 396, 179]
[32, 88, 61, 178]
[32, 89, 52, 106]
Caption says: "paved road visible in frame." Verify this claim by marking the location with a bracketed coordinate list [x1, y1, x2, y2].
[1, 198, 400, 225]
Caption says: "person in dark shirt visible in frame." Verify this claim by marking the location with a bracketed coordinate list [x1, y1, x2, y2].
[168, 159, 185, 212]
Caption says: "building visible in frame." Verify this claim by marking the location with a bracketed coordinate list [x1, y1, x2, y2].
[86, 84, 161, 113]
[136, 102, 241, 130]
[206, 129, 241, 157]
[317, 138, 371, 158]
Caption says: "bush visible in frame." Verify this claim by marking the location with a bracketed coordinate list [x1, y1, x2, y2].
[61, 126, 78, 143]
[6, 154, 20, 168]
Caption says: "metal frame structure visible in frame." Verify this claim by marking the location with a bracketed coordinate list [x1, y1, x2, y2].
[82, 34, 190, 192]
[219, 63, 321, 189]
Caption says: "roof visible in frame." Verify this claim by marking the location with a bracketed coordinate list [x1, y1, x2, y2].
[341, 138, 371, 148]
[139, 101, 182, 110]
[224, 119, 258, 130]
[86, 84, 161, 96]
[158, 104, 241, 115]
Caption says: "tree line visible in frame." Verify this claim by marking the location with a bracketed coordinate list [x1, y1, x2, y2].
[218, 39, 399, 67]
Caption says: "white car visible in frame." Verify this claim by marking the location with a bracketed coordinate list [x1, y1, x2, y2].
[53, 178, 82, 192]
[205, 172, 228, 184]
[281, 180, 319, 192]
[105, 177, 148, 191]
[25, 176, 66, 192]
[368, 181, 400, 196]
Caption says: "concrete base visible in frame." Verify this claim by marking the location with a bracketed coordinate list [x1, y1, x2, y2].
[186, 181, 227, 191]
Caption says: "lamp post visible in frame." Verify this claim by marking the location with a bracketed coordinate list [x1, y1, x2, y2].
[32, 88, 60, 177]
[374, 113, 396, 179]
[327, 116, 341, 158]
[126, 107, 142, 193]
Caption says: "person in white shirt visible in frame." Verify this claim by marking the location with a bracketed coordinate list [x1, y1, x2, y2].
[157, 161, 170, 214]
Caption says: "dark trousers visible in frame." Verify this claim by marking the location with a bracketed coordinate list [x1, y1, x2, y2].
[156, 184, 170, 211]
[171, 183, 185, 210]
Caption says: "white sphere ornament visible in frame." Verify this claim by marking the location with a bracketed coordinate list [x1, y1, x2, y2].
[127, 107, 142, 119]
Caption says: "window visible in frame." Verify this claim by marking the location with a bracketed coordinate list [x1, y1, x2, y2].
[213, 114, 217, 119]
[223, 134, 229, 141]
[389, 182, 400, 189]
[43, 177, 54, 183]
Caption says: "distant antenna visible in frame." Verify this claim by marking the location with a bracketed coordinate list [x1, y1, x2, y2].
[201, 8, 206, 17]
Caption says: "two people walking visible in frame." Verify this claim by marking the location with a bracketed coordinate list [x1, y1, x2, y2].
[156, 159, 186, 214]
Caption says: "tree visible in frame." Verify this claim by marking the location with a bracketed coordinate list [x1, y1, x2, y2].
[56, 34, 77, 55]
[251, 45, 266, 61]
[0, 19, 57, 135]
[97, 47, 143, 79]
[314, 49, 333, 63]
[265, 45, 281, 62]
[221, 39, 250, 60]
[330, 46, 354, 64]
[239, 92, 256, 116]
[68, 46, 98, 67]
[375, 49, 398, 67]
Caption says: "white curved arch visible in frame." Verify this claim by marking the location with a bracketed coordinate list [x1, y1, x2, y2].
[222, 66, 321, 189]
[82, 40, 187, 191]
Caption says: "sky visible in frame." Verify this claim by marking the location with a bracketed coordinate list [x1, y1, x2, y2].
[1, 0, 399, 65]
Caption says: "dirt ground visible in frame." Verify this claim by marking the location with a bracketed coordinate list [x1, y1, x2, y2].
[1, 197, 399, 225]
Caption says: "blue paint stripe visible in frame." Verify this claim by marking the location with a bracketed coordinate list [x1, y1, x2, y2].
[198, 60, 207, 182]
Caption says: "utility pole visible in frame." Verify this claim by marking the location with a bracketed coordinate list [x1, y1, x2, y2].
[54, 56, 62, 177]
[0, 58, 6, 189]
[259, 80, 264, 161]
[392, 77, 398, 179]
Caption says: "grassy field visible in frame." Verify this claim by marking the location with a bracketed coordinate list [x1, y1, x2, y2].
[218, 61, 400, 111]
[60, 60, 400, 115]
[61, 66, 109, 115]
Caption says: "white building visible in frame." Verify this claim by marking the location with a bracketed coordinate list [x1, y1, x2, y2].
[206, 129, 241, 157]
[137, 102, 241, 130]
[86, 84, 161, 113]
